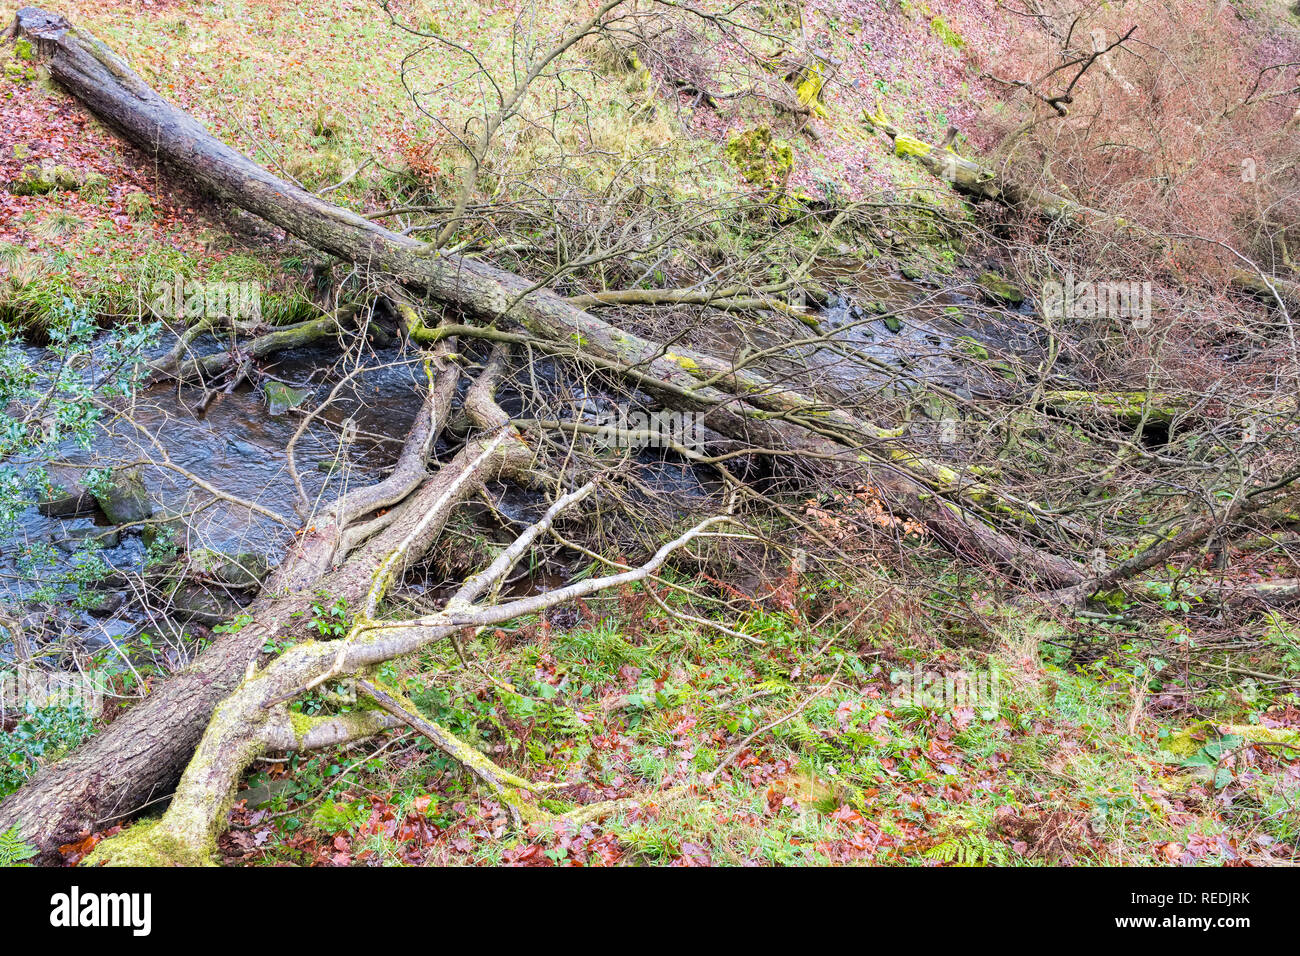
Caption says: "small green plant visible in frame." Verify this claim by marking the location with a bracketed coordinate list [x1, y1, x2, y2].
[310, 798, 369, 833]
[214, 613, 254, 636]
[924, 831, 1007, 866]
[124, 190, 154, 221]
[929, 16, 966, 50]
[34, 210, 82, 240]
[80, 171, 110, 201]
[0, 826, 36, 866]
[308, 594, 351, 638]
[0, 700, 96, 798]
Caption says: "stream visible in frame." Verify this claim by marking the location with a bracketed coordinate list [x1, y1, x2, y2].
[0, 263, 1059, 666]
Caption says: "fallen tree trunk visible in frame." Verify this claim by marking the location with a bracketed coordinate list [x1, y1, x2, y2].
[1, 6, 1092, 857]
[1040, 390, 1182, 427]
[11, 6, 1083, 570]
[864, 107, 1082, 220]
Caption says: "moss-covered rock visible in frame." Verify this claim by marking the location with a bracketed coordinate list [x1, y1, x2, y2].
[9, 162, 81, 196]
[37, 468, 98, 518]
[54, 525, 121, 553]
[185, 548, 271, 590]
[976, 270, 1025, 305]
[143, 514, 186, 553]
[167, 582, 243, 625]
[93, 466, 154, 525]
[725, 127, 794, 191]
[262, 380, 311, 415]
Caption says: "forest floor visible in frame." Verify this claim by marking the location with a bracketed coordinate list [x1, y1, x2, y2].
[207, 579, 1300, 867]
[3, 0, 1299, 866]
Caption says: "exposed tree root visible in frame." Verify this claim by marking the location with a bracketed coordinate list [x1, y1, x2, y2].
[355, 679, 556, 827]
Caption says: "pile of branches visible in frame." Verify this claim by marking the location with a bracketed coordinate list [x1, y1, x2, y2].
[1, 4, 1297, 864]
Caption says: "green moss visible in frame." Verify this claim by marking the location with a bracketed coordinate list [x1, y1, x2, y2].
[289, 711, 319, 738]
[4, 61, 36, 83]
[15, 38, 34, 61]
[1043, 390, 1178, 425]
[665, 351, 700, 373]
[725, 127, 794, 191]
[976, 271, 1025, 304]
[955, 335, 988, 360]
[9, 163, 79, 196]
[930, 16, 966, 50]
[84, 819, 216, 867]
[1223, 723, 1300, 747]
[794, 62, 829, 118]
[1161, 721, 1214, 758]
[893, 134, 933, 160]
[262, 380, 311, 415]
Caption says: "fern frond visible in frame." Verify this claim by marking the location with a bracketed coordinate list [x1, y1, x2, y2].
[0, 827, 36, 867]
[923, 832, 1007, 866]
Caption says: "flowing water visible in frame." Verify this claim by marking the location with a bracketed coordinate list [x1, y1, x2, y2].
[2, 264, 1054, 662]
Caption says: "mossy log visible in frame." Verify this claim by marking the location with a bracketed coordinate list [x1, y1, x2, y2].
[1041, 390, 1182, 427]
[1228, 268, 1300, 313]
[12, 6, 1084, 584]
[864, 108, 1081, 221]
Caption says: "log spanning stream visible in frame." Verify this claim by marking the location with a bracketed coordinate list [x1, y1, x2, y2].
[0, 264, 1050, 669]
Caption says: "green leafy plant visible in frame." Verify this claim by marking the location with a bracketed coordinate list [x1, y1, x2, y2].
[0, 826, 36, 866]
[924, 831, 1008, 866]
[0, 700, 96, 798]
[310, 798, 370, 833]
[308, 595, 351, 638]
